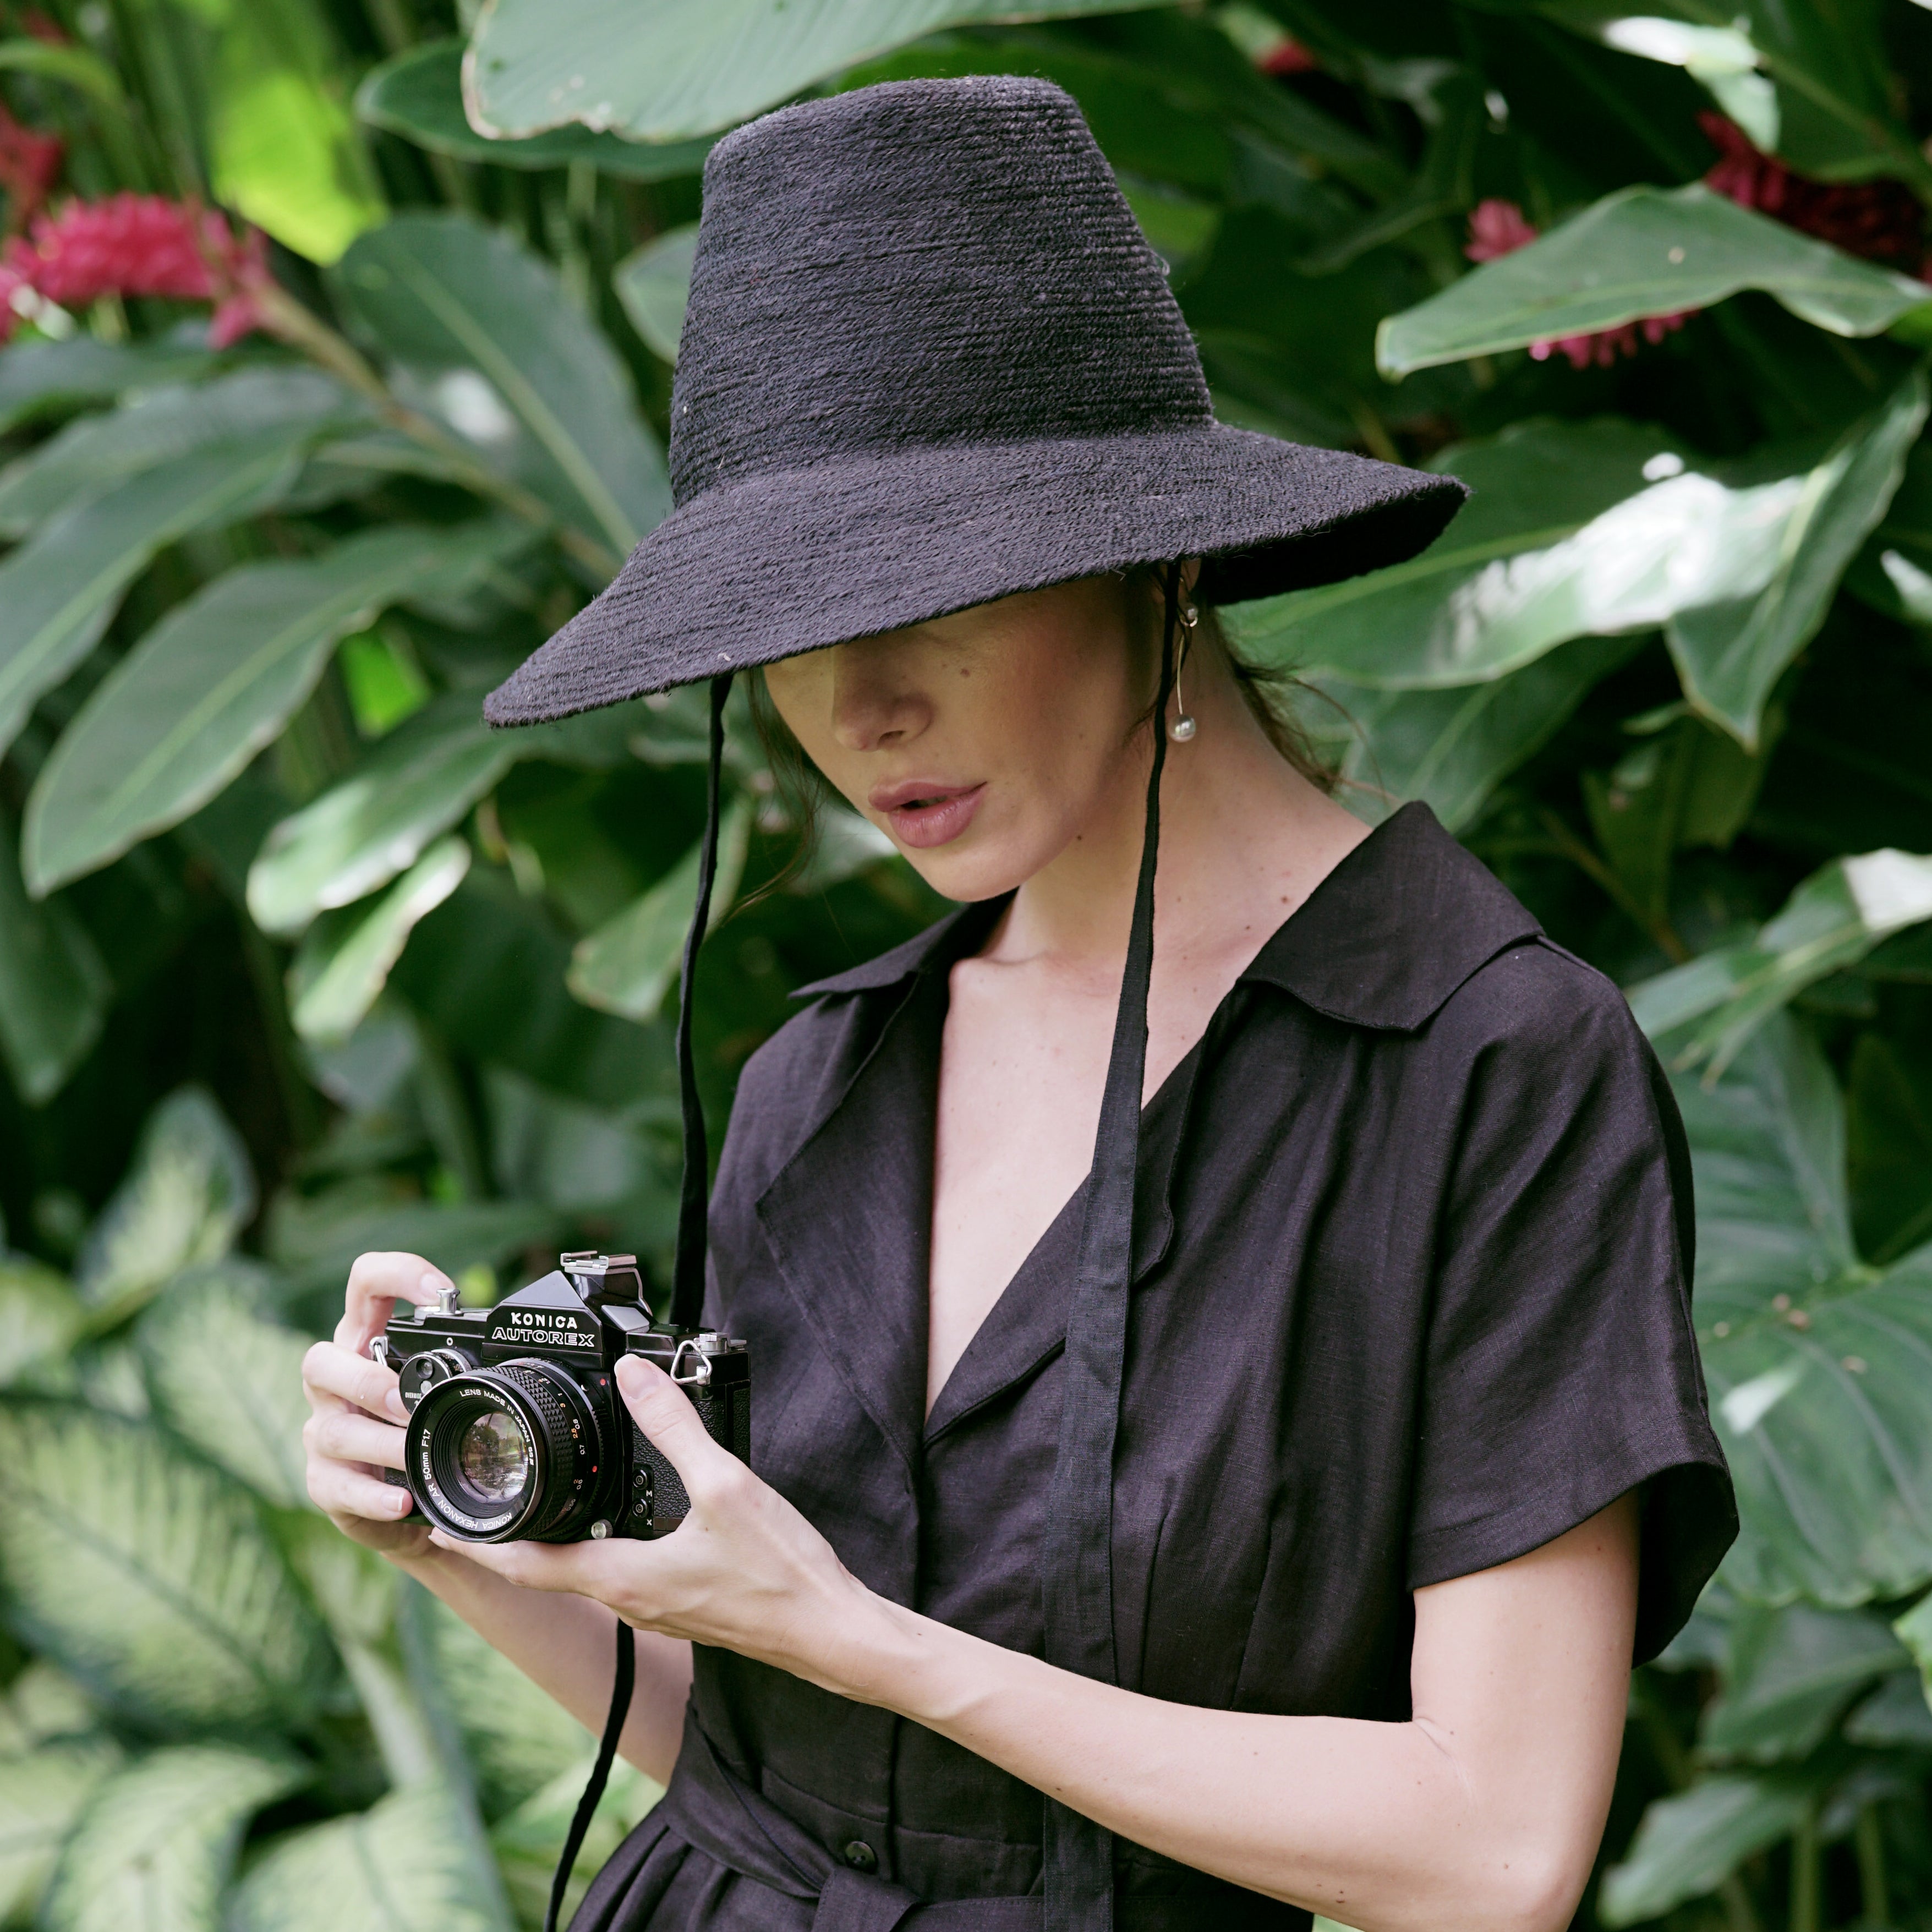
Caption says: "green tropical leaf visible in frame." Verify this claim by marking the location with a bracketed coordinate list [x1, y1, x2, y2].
[288, 835, 473, 1046]
[1665, 369, 1926, 743]
[1674, 1017, 1932, 1605]
[1376, 184, 1930, 376]
[331, 211, 669, 562]
[0, 424, 324, 763]
[247, 696, 513, 937]
[22, 522, 505, 896]
[1309, 635, 1639, 832]
[0, 1739, 122, 1925]
[1222, 417, 1688, 688]
[225, 1777, 512, 1932]
[465, 0, 1168, 141]
[0, 1403, 331, 1731]
[136, 1265, 313, 1510]
[201, 0, 386, 264]
[1598, 1770, 1824, 1926]
[0, 1660, 96, 1755]
[490, 1752, 659, 1928]
[0, 336, 224, 438]
[567, 795, 753, 1022]
[266, 1190, 560, 1305]
[358, 41, 714, 178]
[0, 802, 108, 1107]
[1630, 847, 1932, 1076]
[0, 1257, 84, 1388]
[613, 225, 698, 366]
[0, 370, 363, 538]
[1699, 1601, 1909, 1759]
[75, 1087, 255, 1322]
[39, 1744, 304, 1932]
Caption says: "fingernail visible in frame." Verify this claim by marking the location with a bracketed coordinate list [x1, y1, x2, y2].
[419, 1270, 452, 1302]
[615, 1355, 644, 1389]
[391, 1489, 413, 1513]
[385, 1389, 408, 1421]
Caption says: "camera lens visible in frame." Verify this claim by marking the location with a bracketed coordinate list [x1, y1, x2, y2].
[404, 1359, 610, 1543]
[456, 1408, 528, 1503]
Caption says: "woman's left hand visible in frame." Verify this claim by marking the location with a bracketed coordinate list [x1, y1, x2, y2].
[433, 1354, 873, 1693]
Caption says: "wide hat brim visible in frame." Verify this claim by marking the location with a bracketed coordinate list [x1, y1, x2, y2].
[483, 423, 1464, 727]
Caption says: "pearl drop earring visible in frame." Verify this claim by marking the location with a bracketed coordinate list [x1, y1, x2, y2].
[1168, 601, 1199, 742]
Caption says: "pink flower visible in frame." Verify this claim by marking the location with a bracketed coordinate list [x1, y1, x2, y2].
[1463, 197, 1694, 368]
[1257, 38, 1318, 76]
[7, 193, 276, 343]
[1699, 112, 1923, 269]
[0, 106, 61, 231]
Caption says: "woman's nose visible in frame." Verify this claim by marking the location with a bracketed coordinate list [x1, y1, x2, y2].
[828, 643, 929, 752]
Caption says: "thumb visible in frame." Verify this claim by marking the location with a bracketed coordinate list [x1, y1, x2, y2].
[616, 1355, 735, 1494]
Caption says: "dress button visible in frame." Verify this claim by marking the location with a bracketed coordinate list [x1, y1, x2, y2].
[842, 1840, 878, 1873]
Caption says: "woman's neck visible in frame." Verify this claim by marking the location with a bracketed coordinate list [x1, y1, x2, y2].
[987, 664, 1371, 987]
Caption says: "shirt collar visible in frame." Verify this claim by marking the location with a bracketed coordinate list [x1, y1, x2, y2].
[791, 802, 1540, 1031]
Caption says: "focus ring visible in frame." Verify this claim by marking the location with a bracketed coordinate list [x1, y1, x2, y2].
[494, 1360, 601, 1540]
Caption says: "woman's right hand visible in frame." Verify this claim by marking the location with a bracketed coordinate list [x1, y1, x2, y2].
[302, 1252, 452, 1557]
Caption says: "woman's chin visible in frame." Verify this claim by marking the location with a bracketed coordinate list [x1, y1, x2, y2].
[896, 839, 1040, 906]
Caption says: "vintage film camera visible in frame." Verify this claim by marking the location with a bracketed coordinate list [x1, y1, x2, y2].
[373, 1251, 749, 1544]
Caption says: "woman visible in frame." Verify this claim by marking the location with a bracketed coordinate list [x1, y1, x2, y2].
[302, 75, 1733, 1932]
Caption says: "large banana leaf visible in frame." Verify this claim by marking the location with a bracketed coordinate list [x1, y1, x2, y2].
[358, 41, 714, 178]
[74, 1087, 255, 1323]
[1377, 183, 1931, 375]
[0, 802, 107, 1107]
[464, 0, 1168, 141]
[247, 696, 514, 936]
[23, 522, 506, 896]
[1675, 1016, 1932, 1605]
[0, 370, 363, 537]
[614, 225, 699, 366]
[0, 424, 323, 762]
[225, 1776, 513, 1932]
[136, 1266, 313, 1511]
[0, 1403, 331, 1731]
[0, 1738, 122, 1924]
[1631, 847, 1932, 1076]
[38, 1744, 304, 1932]
[331, 212, 669, 563]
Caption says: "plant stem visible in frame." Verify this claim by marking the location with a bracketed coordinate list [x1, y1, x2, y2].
[1534, 806, 1692, 964]
[1789, 1806, 1821, 1932]
[1854, 1802, 1889, 1928]
[1722, 1874, 1765, 1932]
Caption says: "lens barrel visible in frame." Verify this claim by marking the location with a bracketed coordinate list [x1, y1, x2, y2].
[404, 1358, 609, 1542]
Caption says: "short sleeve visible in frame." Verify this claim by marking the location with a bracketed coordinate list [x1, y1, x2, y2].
[1406, 942, 1736, 1663]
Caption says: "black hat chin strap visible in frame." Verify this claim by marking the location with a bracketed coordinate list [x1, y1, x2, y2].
[547, 670, 732, 1932]
[671, 670, 735, 1332]
[1040, 563, 1181, 1932]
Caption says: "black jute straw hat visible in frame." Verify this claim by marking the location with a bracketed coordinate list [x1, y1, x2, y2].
[515, 75, 1469, 1932]
[483, 73, 1464, 724]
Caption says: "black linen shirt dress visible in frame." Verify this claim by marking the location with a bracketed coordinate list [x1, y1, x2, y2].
[574, 802, 1737, 1932]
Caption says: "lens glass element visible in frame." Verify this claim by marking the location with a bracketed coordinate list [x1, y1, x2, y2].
[456, 1408, 528, 1502]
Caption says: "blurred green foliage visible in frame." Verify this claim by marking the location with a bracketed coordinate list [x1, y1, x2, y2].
[4, 0, 1932, 1926]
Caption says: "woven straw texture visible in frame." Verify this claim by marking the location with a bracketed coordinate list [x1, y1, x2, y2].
[485, 75, 1466, 725]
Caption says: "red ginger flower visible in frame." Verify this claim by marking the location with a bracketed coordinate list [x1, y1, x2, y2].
[1463, 196, 1693, 369]
[0, 105, 60, 230]
[1699, 112, 1924, 270]
[1257, 38, 1318, 76]
[5, 193, 275, 347]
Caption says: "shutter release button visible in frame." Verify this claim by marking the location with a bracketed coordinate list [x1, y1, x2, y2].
[842, 1841, 877, 1873]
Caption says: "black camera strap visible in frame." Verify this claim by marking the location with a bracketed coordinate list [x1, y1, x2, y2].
[544, 1613, 637, 1932]
[1039, 563, 1180, 1932]
[546, 670, 731, 1932]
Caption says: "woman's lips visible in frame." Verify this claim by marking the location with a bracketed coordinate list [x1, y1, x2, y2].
[871, 781, 986, 850]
